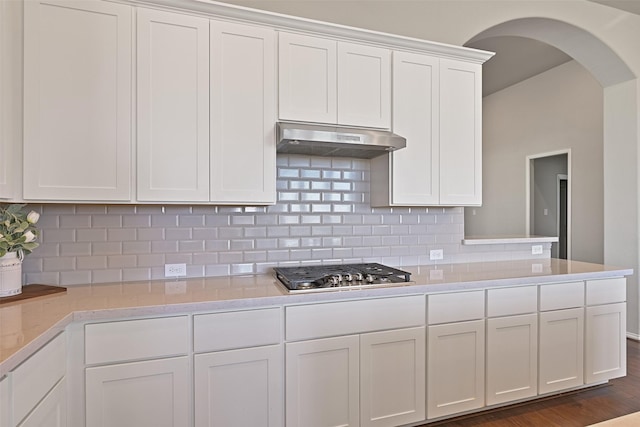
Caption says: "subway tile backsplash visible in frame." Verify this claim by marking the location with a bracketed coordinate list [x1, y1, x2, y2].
[21, 155, 551, 286]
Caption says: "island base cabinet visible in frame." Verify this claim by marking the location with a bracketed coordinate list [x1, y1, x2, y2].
[539, 308, 584, 394]
[486, 314, 537, 406]
[585, 302, 627, 384]
[85, 357, 189, 427]
[0, 376, 7, 427]
[286, 335, 360, 427]
[427, 320, 485, 419]
[360, 327, 426, 427]
[194, 345, 283, 427]
[17, 379, 66, 427]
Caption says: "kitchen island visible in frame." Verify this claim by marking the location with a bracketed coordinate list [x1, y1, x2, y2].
[0, 258, 632, 427]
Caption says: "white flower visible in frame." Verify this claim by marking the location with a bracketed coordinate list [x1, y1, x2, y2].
[27, 211, 40, 224]
[23, 230, 36, 243]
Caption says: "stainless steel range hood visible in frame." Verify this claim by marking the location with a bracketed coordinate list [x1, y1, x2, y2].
[276, 122, 406, 159]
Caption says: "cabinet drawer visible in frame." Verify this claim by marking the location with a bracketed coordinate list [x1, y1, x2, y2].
[12, 332, 66, 425]
[85, 316, 188, 364]
[540, 281, 584, 311]
[286, 295, 425, 341]
[586, 278, 626, 306]
[487, 286, 537, 317]
[194, 308, 281, 353]
[428, 291, 484, 324]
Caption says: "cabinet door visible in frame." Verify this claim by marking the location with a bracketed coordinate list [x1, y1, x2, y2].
[86, 357, 189, 427]
[360, 327, 426, 427]
[371, 51, 439, 207]
[278, 32, 337, 124]
[486, 314, 537, 405]
[585, 302, 626, 383]
[286, 335, 359, 427]
[136, 8, 209, 202]
[17, 378, 66, 427]
[539, 308, 584, 394]
[0, 0, 14, 200]
[439, 59, 482, 206]
[337, 42, 390, 129]
[210, 21, 276, 204]
[23, 0, 131, 201]
[0, 376, 8, 427]
[427, 320, 484, 419]
[194, 345, 283, 427]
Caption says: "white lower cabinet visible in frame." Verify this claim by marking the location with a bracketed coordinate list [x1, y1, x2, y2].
[539, 308, 584, 394]
[360, 327, 426, 427]
[286, 335, 360, 427]
[427, 320, 485, 419]
[194, 345, 282, 427]
[0, 376, 9, 427]
[486, 314, 538, 405]
[85, 357, 190, 427]
[12, 333, 66, 427]
[17, 379, 66, 427]
[585, 278, 627, 384]
[285, 327, 425, 427]
[585, 302, 627, 384]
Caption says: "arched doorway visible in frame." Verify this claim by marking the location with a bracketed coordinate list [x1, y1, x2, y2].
[464, 17, 638, 337]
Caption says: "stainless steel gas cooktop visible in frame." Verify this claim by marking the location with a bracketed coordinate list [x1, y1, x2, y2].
[273, 263, 412, 293]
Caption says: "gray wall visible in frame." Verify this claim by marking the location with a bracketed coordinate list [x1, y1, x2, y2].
[465, 61, 603, 264]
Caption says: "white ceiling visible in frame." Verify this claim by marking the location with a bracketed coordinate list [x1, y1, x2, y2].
[468, 0, 640, 97]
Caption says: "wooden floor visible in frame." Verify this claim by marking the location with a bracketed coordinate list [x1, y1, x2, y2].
[422, 339, 640, 427]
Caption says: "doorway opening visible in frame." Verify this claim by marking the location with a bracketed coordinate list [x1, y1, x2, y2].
[526, 150, 571, 259]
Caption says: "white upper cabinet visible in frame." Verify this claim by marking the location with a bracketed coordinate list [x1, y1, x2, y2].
[278, 32, 337, 124]
[439, 58, 482, 206]
[337, 42, 391, 128]
[278, 32, 391, 129]
[23, 0, 132, 201]
[136, 8, 210, 202]
[371, 53, 482, 207]
[210, 20, 276, 204]
[371, 51, 439, 206]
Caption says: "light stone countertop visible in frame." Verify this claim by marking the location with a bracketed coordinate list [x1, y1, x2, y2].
[0, 258, 632, 376]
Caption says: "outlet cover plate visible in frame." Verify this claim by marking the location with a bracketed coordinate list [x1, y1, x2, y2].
[430, 249, 444, 261]
[531, 245, 543, 255]
[165, 263, 187, 278]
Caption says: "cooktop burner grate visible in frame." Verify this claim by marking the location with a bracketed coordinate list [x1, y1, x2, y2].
[274, 263, 412, 292]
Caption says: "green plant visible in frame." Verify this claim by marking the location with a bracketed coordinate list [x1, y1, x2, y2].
[0, 204, 40, 259]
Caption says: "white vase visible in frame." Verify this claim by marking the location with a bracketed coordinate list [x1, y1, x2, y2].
[0, 252, 23, 297]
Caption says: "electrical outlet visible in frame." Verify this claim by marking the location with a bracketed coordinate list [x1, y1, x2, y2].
[430, 249, 444, 261]
[531, 245, 543, 255]
[165, 263, 187, 278]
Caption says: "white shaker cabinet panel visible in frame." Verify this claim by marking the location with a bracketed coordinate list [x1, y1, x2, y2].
[136, 8, 210, 202]
[278, 32, 337, 124]
[194, 345, 283, 427]
[539, 308, 584, 394]
[439, 59, 482, 206]
[486, 314, 538, 405]
[0, 376, 8, 427]
[286, 335, 359, 427]
[23, 0, 132, 201]
[86, 357, 190, 427]
[210, 21, 276, 204]
[427, 320, 485, 419]
[585, 302, 627, 384]
[360, 327, 426, 427]
[371, 51, 439, 206]
[337, 42, 391, 129]
[16, 378, 66, 427]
